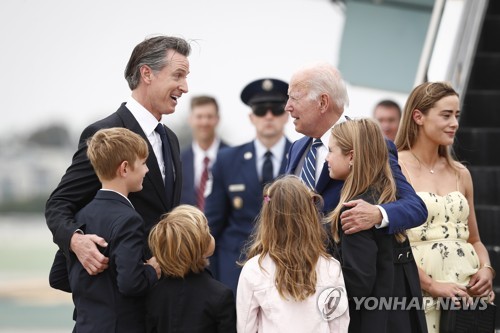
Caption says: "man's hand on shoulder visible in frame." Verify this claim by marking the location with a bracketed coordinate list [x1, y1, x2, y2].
[340, 199, 382, 234]
[70, 233, 109, 275]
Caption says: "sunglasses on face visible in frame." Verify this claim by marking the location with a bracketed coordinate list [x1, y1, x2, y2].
[252, 103, 286, 117]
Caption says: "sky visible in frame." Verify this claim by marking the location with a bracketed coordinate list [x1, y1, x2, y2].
[1, 0, 356, 145]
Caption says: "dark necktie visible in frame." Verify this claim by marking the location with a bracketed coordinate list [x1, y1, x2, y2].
[262, 151, 274, 185]
[197, 156, 210, 211]
[155, 123, 174, 206]
[300, 138, 322, 190]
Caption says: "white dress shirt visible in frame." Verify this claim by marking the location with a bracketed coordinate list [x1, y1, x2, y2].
[192, 138, 221, 188]
[126, 96, 166, 182]
[254, 136, 287, 181]
[294, 115, 347, 184]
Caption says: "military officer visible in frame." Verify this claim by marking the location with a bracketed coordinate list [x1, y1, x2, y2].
[204, 78, 291, 294]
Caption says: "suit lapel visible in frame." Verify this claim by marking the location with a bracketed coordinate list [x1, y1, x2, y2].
[116, 106, 168, 208]
[316, 161, 332, 194]
[164, 125, 182, 206]
[94, 190, 134, 209]
[290, 137, 312, 174]
[288, 137, 332, 193]
[279, 139, 292, 174]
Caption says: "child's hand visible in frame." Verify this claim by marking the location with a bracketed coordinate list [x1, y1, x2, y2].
[146, 256, 161, 279]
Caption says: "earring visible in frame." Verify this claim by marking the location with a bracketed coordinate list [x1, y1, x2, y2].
[349, 162, 353, 169]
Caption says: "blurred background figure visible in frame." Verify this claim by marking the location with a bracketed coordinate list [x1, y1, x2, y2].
[372, 99, 402, 142]
[205, 78, 291, 294]
[180, 96, 229, 210]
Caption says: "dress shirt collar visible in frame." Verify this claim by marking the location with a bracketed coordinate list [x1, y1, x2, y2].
[99, 189, 134, 209]
[316, 114, 349, 147]
[254, 136, 286, 160]
[126, 96, 161, 136]
[192, 138, 221, 162]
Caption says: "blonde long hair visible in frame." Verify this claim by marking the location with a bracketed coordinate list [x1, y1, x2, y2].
[327, 119, 399, 242]
[395, 81, 459, 170]
[243, 175, 328, 301]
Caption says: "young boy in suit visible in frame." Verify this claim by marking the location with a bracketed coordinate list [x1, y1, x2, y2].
[146, 205, 236, 333]
[68, 127, 161, 333]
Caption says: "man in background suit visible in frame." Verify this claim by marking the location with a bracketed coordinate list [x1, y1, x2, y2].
[284, 62, 427, 235]
[205, 78, 291, 294]
[46, 35, 191, 276]
[180, 95, 229, 210]
[372, 99, 402, 142]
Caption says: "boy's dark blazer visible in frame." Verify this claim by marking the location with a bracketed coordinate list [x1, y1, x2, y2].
[70, 190, 158, 333]
[146, 269, 236, 333]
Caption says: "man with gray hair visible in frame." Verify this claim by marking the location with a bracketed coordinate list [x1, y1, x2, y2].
[285, 62, 427, 235]
[285, 62, 428, 331]
[46, 35, 191, 281]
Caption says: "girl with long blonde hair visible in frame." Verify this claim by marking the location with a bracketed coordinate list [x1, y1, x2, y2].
[237, 175, 349, 333]
[326, 118, 426, 332]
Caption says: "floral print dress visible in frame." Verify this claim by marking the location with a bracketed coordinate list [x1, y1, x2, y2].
[407, 191, 480, 333]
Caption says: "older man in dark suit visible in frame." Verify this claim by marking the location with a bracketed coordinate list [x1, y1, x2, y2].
[284, 62, 427, 234]
[205, 78, 291, 294]
[46, 35, 191, 277]
[285, 62, 428, 332]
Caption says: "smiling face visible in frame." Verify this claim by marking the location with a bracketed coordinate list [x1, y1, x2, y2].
[326, 135, 352, 181]
[414, 95, 460, 147]
[126, 157, 149, 193]
[189, 102, 219, 143]
[143, 50, 190, 120]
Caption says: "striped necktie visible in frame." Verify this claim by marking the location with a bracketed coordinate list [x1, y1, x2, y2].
[300, 138, 322, 189]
